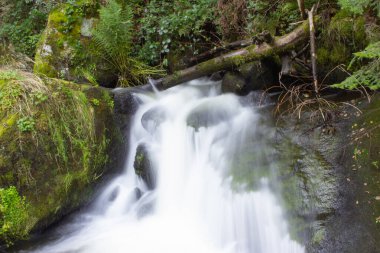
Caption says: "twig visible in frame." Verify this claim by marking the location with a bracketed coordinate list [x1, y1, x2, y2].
[308, 5, 319, 94]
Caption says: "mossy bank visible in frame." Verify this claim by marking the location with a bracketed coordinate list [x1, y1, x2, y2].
[0, 68, 122, 246]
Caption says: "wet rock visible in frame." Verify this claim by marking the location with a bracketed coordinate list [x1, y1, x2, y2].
[186, 98, 236, 130]
[108, 186, 120, 202]
[210, 71, 225, 81]
[141, 107, 166, 133]
[135, 192, 155, 219]
[134, 187, 143, 200]
[112, 88, 142, 116]
[276, 96, 380, 252]
[221, 71, 246, 94]
[134, 144, 156, 190]
[238, 60, 278, 92]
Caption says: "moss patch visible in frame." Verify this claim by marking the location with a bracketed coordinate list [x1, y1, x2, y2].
[318, 10, 368, 70]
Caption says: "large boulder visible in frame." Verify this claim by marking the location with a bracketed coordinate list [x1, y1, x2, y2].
[33, 1, 118, 87]
[0, 68, 123, 246]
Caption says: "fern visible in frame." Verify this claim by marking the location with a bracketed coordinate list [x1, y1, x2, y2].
[92, 0, 163, 87]
[353, 42, 380, 60]
[333, 42, 380, 90]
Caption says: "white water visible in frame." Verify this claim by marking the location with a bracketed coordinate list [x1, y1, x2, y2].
[26, 79, 304, 253]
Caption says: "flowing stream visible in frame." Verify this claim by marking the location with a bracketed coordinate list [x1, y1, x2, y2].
[22, 79, 304, 253]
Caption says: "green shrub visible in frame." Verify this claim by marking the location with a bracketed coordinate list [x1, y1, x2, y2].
[0, 186, 30, 245]
[92, 0, 163, 86]
[138, 0, 217, 65]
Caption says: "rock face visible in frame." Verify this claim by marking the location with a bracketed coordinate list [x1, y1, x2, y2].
[276, 96, 380, 253]
[33, 1, 118, 87]
[0, 68, 124, 245]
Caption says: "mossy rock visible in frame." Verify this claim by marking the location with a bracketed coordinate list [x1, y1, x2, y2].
[33, 0, 118, 87]
[133, 144, 156, 190]
[0, 68, 122, 246]
[317, 9, 369, 84]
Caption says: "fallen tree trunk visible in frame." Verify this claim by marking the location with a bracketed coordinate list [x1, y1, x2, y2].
[155, 19, 313, 90]
[188, 39, 253, 65]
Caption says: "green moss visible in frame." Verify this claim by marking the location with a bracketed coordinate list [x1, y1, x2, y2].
[0, 70, 120, 246]
[318, 10, 368, 68]
[0, 114, 17, 138]
[48, 9, 67, 26]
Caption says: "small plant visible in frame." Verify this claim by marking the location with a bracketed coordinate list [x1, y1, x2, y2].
[0, 186, 30, 245]
[31, 92, 49, 105]
[0, 70, 22, 81]
[17, 117, 35, 132]
[103, 92, 114, 109]
[90, 98, 100, 106]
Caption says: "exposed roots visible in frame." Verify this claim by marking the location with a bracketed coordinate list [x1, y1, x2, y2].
[270, 81, 338, 124]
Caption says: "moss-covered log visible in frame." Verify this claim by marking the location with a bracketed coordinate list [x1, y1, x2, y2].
[156, 19, 312, 89]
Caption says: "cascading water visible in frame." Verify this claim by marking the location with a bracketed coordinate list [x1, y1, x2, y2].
[22, 79, 304, 253]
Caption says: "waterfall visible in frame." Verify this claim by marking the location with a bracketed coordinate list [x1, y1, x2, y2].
[23, 79, 304, 253]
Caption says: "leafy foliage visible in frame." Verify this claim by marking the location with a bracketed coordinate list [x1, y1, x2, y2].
[246, 0, 311, 36]
[0, 0, 62, 57]
[333, 42, 380, 90]
[138, 0, 217, 65]
[0, 186, 30, 245]
[17, 117, 35, 132]
[92, 0, 163, 86]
